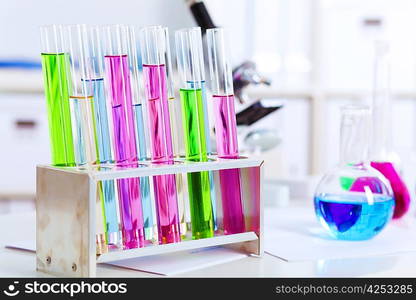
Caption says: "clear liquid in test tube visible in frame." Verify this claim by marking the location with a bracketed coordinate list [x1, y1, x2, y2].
[64, 24, 108, 253]
[163, 27, 189, 237]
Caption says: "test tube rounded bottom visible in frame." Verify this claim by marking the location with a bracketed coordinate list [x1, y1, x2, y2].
[122, 227, 145, 249]
[187, 171, 214, 239]
[175, 173, 189, 237]
[219, 169, 246, 235]
[153, 174, 181, 244]
[100, 179, 122, 248]
[96, 233, 108, 254]
[107, 232, 122, 249]
[117, 177, 145, 249]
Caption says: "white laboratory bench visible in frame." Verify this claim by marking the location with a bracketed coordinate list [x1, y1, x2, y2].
[1, 210, 416, 278]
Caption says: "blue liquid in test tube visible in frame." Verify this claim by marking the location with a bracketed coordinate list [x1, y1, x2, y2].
[133, 103, 154, 241]
[91, 78, 120, 246]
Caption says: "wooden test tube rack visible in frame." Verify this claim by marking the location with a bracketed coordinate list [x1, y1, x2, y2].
[36, 157, 264, 277]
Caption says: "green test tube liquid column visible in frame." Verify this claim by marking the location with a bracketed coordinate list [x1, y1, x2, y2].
[175, 27, 214, 239]
[40, 25, 75, 166]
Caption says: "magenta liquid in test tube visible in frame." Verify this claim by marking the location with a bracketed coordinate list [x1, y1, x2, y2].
[103, 25, 144, 249]
[140, 26, 180, 244]
[207, 28, 245, 234]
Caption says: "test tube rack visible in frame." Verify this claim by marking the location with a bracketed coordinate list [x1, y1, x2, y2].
[36, 157, 264, 277]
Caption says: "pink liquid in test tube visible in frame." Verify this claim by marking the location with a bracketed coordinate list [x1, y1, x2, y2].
[143, 64, 180, 244]
[213, 94, 245, 234]
[105, 55, 144, 249]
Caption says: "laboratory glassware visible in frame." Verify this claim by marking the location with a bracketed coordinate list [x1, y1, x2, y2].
[370, 41, 410, 219]
[40, 25, 75, 166]
[191, 27, 218, 230]
[64, 25, 98, 166]
[63, 24, 108, 253]
[86, 25, 121, 247]
[314, 105, 394, 240]
[206, 28, 245, 234]
[103, 25, 144, 249]
[176, 27, 214, 239]
[127, 25, 155, 241]
[140, 26, 181, 244]
[163, 27, 188, 237]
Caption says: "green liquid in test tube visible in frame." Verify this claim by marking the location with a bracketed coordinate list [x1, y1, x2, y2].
[176, 27, 214, 239]
[179, 88, 214, 238]
[41, 51, 75, 166]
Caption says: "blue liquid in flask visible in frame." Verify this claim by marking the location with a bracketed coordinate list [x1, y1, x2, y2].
[314, 193, 394, 240]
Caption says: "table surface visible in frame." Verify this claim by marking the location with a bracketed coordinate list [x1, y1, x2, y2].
[1, 210, 416, 278]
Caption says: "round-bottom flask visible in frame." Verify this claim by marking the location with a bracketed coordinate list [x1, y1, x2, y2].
[314, 105, 394, 240]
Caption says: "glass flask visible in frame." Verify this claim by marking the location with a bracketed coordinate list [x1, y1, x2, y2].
[370, 41, 410, 219]
[314, 105, 394, 240]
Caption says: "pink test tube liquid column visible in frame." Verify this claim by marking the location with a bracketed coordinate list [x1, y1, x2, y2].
[105, 54, 144, 249]
[143, 63, 181, 244]
[213, 95, 245, 234]
[207, 28, 245, 234]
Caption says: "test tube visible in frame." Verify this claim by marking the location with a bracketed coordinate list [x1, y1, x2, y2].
[139, 26, 181, 244]
[87, 25, 121, 247]
[369, 41, 410, 218]
[179, 27, 217, 230]
[127, 25, 155, 241]
[102, 25, 144, 249]
[206, 28, 245, 234]
[175, 27, 214, 239]
[64, 25, 98, 166]
[40, 25, 75, 166]
[63, 24, 108, 253]
[163, 27, 188, 236]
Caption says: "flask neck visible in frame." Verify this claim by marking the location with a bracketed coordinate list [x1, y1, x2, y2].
[339, 105, 371, 166]
[371, 40, 392, 161]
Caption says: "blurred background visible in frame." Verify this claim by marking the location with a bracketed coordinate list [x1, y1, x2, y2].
[1, 0, 416, 212]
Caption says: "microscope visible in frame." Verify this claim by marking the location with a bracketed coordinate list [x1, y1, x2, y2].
[187, 0, 283, 154]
